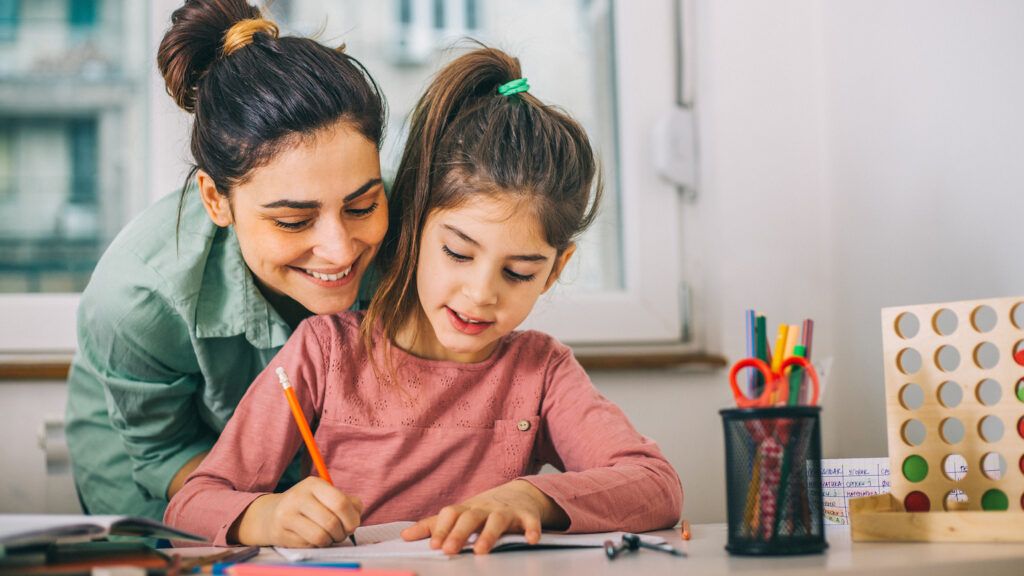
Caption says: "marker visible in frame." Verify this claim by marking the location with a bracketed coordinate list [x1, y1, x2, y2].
[680, 519, 691, 541]
[216, 563, 359, 575]
[277, 367, 357, 547]
[622, 533, 687, 557]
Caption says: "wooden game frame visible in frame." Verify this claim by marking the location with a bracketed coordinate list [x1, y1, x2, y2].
[850, 296, 1024, 542]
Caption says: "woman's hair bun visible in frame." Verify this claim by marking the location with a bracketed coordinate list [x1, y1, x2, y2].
[157, 0, 264, 112]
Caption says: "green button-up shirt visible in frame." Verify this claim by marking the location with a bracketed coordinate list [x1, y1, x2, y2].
[66, 190, 298, 520]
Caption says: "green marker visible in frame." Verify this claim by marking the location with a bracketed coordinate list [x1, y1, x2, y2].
[787, 345, 807, 406]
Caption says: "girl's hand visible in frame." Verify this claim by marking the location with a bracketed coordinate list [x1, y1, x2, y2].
[400, 480, 568, 555]
[231, 477, 363, 547]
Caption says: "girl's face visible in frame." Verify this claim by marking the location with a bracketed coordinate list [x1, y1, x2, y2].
[198, 122, 387, 318]
[404, 194, 574, 363]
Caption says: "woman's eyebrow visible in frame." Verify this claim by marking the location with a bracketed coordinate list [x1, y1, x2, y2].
[443, 224, 549, 262]
[260, 178, 383, 209]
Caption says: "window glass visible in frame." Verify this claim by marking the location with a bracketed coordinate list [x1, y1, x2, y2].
[0, 0, 144, 293]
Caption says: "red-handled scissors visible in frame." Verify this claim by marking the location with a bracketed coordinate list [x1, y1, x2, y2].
[728, 356, 820, 408]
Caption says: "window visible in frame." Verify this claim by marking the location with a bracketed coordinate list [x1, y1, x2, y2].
[0, 0, 147, 351]
[0, 0, 685, 353]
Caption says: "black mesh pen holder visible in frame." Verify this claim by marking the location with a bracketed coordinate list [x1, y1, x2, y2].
[720, 406, 828, 555]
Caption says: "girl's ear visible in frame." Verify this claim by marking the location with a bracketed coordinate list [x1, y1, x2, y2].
[197, 170, 234, 227]
[543, 243, 577, 293]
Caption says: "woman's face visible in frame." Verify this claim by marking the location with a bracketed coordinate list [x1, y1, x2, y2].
[199, 122, 387, 316]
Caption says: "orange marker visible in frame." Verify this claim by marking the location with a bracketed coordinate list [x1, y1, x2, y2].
[276, 367, 356, 546]
[680, 519, 691, 541]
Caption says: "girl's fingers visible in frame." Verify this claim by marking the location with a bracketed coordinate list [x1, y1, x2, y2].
[430, 506, 462, 549]
[473, 512, 514, 555]
[442, 508, 487, 555]
[298, 498, 347, 543]
[310, 483, 362, 538]
[401, 517, 434, 541]
[286, 512, 336, 548]
[520, 511, 543, 545]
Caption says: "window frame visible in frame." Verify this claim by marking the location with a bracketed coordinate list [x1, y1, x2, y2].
[0, 0, 688, 354]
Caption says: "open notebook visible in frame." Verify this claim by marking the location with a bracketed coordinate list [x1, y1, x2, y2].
[275, 521, 668, 561]
[0, 515, 205, 550]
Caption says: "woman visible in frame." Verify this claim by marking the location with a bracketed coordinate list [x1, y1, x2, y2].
[65, 0, 388, 520]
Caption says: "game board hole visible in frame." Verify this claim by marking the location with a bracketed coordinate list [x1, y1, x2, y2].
[897, 348, 922, 375]
[942, 453, 968, 482]
[895, 312, 920, 339]
[904, 491, 930, 512]
[937, 381, 963, 408]
[943, 490, 969, 511]
[1014, 340, 1024, 366]
[1018, 415, 1024, 440]
[932, 308, 958, 336]
[1020, 454, 1024, 475]
[899, 383, 924, 410]
[902, 454, 928, 482]
[970, 305, 998, 333]
[981, 452, 1006, 481]
[901, 419, 926, 446]
[1017, 378, 1024, 404]
[940, 418, 965, 444]
[975, 378, 1002, 406]
[973, 342, 1000, 370]
[979, 415, 1004, 443]
[934, 345, 960, 372]
[981, 489, 1009, 511]
[1012, 302, 1024, 330]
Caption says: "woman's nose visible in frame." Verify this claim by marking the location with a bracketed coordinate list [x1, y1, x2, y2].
[311, 218, 357, 265]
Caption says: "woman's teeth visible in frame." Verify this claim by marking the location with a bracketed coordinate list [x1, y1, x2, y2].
[305, 266, 352, 281]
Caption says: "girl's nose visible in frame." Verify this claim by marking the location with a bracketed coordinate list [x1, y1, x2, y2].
[462, 269, 499, 306]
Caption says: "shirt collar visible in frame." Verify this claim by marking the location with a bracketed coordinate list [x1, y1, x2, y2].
[192, 221, 291, 350]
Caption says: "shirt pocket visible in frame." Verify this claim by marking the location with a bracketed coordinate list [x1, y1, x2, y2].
[494, 416, 541, 480]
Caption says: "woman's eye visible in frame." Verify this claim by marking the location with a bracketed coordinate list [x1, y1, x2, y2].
[274, 219, 311, 231]
[442, 245, 471, 262]
[346, 202, 379, 217]
[504, 269, 536, 283]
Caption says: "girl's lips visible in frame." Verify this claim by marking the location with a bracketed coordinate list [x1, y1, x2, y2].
[446, 306, 494, 336]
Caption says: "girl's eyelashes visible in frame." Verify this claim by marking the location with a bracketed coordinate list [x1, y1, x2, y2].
[442, 244, 471, 262]
[443, 244, 537, 283]
[504, 269, 535, 283]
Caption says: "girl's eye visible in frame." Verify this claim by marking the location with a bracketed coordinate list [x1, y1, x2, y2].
[442, 245, 471, 262]
[274, 219, 311, 231]
[504, 269, 536, 283]
[346, 202, 379, 217]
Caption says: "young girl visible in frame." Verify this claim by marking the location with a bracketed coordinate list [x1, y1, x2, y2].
[166, 47, 683, 554]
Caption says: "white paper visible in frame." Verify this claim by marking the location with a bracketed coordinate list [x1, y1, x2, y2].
[275, 521, 666, 561]
[821, 458, 891, 525]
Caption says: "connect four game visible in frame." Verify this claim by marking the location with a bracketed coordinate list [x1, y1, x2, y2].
[850, 295, 1024, 542]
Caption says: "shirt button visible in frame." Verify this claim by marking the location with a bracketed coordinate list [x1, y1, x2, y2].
[517, 420, 531, 432]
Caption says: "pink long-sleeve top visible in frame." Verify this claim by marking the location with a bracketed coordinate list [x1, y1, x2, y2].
[165, 312, 683, 545]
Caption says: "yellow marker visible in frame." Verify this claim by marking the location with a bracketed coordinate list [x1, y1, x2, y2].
[767, 324, 789, 404]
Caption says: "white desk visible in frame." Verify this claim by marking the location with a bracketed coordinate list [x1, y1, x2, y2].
[245, 524, 1024, 575]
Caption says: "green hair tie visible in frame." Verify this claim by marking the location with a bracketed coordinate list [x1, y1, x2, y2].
[497, 78, 530, 97]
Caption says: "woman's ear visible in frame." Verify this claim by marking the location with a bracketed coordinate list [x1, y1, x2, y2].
[197, 170, 233, 227]
[543, 243, 577, 293]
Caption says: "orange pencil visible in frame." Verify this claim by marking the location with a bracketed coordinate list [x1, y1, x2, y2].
[276, 367, 356, 546]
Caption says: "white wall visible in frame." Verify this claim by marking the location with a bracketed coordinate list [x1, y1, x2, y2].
[5, 0, 1024, 525]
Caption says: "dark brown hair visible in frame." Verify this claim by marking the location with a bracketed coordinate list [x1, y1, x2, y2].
[362, 46, 601, 361]
[157, 0, 386, 208]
